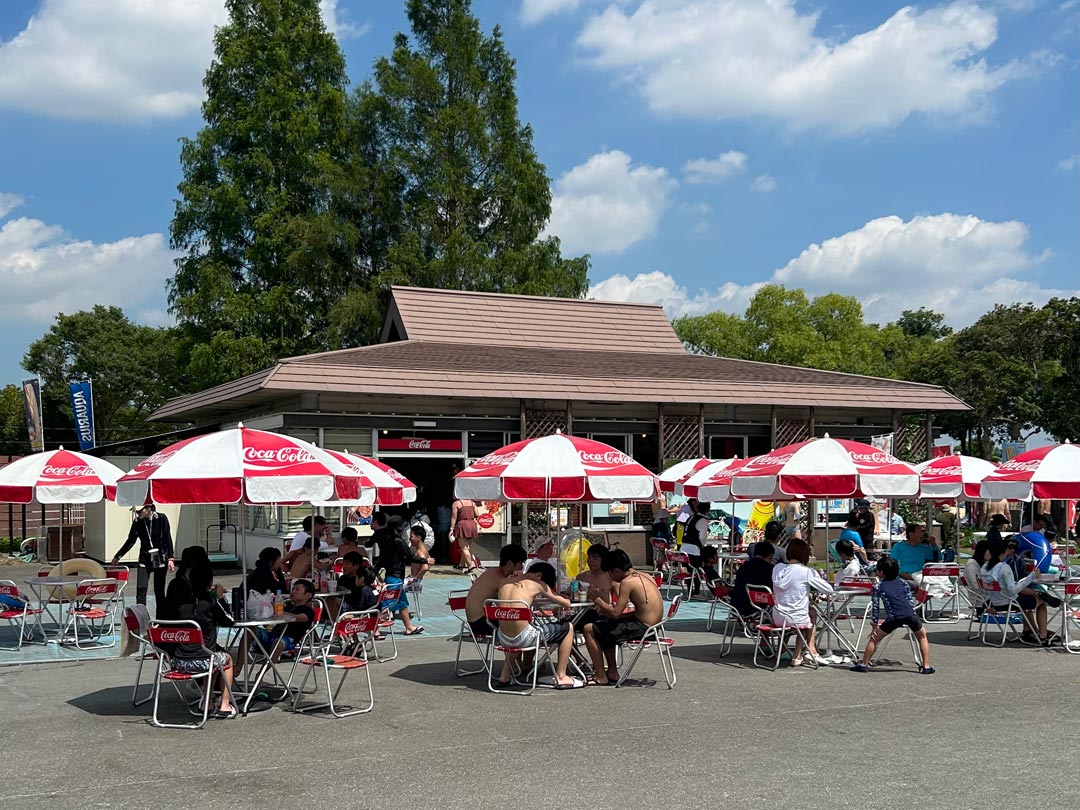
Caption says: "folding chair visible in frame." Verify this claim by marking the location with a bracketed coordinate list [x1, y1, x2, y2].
[963, 575, 989, 640]
[919, 563, 962, 623]
[404, 576, 424, 618]
[147, 620, 228, 729]
[63, 578, 121, 649]
[704, 581, 752, 656]
[1056, 579, 1080, 654]
[650, 539, 670, 577]
[448, 589, 491, 676]
[123, 605, 157, 707]
[977, 577, 1038, 647]
[0, 579, 46, 650]
[484, 599, 562, 695]
[105, 565, 130, 625]
[664, 550, 694, 595]
[292, 610, 377, 718]
[832, 577, 875, 651]
[746, 585, 818, 670]
[870, 624, 923, 667]
[617, 593, 681, 688]
[370, 585, 401, 663]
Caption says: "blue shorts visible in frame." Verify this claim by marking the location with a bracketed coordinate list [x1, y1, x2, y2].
[382, 577, 409, 612]
[256, 628, 298, 653]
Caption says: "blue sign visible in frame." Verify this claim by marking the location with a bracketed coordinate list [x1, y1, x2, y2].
[68, 380, 95, 451]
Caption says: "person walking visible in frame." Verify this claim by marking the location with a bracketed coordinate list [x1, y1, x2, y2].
[450, 496, 480, 572]
[111, 503, 174, 613]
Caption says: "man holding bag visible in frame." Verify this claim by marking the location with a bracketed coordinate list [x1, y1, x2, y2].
[111, 503, 175, 612]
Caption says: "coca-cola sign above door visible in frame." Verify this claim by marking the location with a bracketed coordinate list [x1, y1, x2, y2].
[379, 437, 462, 452]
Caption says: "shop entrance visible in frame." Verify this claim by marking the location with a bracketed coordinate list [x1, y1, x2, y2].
[377, 455, 462, 562]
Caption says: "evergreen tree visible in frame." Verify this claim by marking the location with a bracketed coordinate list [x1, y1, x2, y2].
[169, 0, 353, 389]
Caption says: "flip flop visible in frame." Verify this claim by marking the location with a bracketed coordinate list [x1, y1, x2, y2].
[403, 626, 425, 636]
[585, 677, 614, 686]
[554, 677, 586, 690]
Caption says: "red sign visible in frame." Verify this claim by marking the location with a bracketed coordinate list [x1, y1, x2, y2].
[477, 513, 495, 530]
[379, 438, 462, 452]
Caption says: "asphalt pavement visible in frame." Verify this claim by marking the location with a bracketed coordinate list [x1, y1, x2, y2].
[2, 608, 1079, 810]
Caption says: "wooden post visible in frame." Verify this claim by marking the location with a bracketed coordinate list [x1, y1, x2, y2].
[658, 404, 666, 463]
[809, 406, 816, 438]
[770, 405, 778, 449]
[566, 400, 573, 436]
[698, 403, 706, 457]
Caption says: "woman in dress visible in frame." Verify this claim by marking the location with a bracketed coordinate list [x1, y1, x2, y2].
[450, 496, 480, 572]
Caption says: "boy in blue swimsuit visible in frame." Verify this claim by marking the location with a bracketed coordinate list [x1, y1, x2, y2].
[850, 557, 934, 674]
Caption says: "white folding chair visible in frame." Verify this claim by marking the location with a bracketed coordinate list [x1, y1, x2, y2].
[123, 605, 156, 707]
[977, 577, 1038, 647]
[448, 590, 491, 677]
[63, 578, 121, 649]
[292, 610, 377, 717]
[919, 563, 962, 623]
[147, 620, 228, 729]
[1061, 579, 1080, 654]
[745, 585, 818, 670]
[369, 585, 401, 663]
[484, 600, 562, 695]
[616, 594, 681, 688]
[0, 580, 46, 650]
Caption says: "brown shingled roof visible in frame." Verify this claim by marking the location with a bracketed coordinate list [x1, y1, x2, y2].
[384, 286, 686, 354]
[152, 340, 968, 422]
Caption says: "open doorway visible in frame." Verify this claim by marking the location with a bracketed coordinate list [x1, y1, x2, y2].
[378, 456, 461, 561]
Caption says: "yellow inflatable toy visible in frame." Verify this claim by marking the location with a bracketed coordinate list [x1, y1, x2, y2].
[748, 501, 775, 530]
[559, 531, 592, 581]
[47, 557, 107, 599]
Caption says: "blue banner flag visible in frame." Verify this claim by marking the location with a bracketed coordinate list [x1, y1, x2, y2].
[68, 380, 96, 451]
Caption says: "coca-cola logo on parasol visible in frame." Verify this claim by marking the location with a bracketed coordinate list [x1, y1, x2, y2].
[42, 464, 94, 478]
[156, 629, 194, 643]
[578, 450, 633, 466]
[477, 451, 519, 467]
[848, 451, 901, 464]
[140, 449, 179, 469]
[925, 465, 963, 477]
[997, 459, 1040, 472]
[491, 607, 526, 621]
[243, 446, 318, 465]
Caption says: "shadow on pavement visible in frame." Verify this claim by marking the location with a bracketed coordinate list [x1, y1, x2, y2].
[67, 686, 154, 718]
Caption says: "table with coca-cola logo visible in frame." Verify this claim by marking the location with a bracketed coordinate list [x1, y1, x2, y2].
[227, 614, 300, 715]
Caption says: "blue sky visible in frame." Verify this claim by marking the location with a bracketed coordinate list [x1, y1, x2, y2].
[0, 0, 1077, 388]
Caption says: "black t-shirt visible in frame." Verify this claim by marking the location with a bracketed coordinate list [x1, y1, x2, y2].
[339, 575, 379, 612]
[731, 557, 775, 616]
[174, 591, 234, 658]
[283, 601, 316, 641]
[246, 562, 287, 595]
[850, 509, 875, 546]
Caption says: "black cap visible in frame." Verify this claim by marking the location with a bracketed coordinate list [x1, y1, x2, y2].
[854, 498, 871, 508]
[989, 514, 1009, 525]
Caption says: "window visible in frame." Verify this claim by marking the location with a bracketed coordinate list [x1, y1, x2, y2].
[709, 435, 747, 459]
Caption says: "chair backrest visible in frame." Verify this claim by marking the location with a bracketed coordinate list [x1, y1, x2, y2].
[447, 590, 469, 614]
[332, 558, 344, 575]
[650, 539, 668, 559]
[1064, 579, 1080, 598]
[0, 579, 25, 601]
[76, 578, 119, 599]
[484, 599, 533, 624]
[379, 585, 402, 605]
[148, 620, 204, 647]
[334, 610, 379, 638]
[978, 577, 1002, 593]
[666, 593, 683, 619]
[746, 584, 775, 608]
[711, 581, 730, 599]
[923, 563, 960, 578]
[837, 577, 875, 594]
[105, 566, 130, 583]
[668, 551, 690, 565]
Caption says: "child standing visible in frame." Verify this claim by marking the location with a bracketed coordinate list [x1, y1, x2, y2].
[850, 557, 934, 674]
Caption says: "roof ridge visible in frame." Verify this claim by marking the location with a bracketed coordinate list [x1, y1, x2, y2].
[279, 340, 418, 362]
[390, 285, 667, 311]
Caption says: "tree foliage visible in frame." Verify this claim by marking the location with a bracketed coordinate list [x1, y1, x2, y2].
[169, 0, 353, 389]
[21, 307, 183, 447]
[357, 0, 589, 297]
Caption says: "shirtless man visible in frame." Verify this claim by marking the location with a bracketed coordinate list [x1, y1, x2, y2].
[464, 544, 528, 639]
[491, 562, 579, 689]
[582, 549, 663, 686]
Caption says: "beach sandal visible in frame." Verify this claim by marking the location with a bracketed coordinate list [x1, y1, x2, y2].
[585, 677, 615, 686]
[212, 707, 238, 719]
[554, 677, 586, 690]
[849, 663, 870, 673]
[918, 665, 936, 675]
[403, 626, 425, 636]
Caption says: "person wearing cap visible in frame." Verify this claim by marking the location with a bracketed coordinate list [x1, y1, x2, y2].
[849, 499, 876, 549]
[111, 503, 175, 611]
[987, 513, 1009, 547]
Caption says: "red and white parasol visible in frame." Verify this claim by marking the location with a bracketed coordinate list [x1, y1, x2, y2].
[0, 447, 123, 504]
[916, 454, 998, 500]
[658, 457, 712, 493]
[318, 450, 417, 506]
[730, 435, 920, 499]
[454, 432, 658, 502]
[979, 442, 1080, 501]
[115, 424, 365, 507]
[680, 458, 749, 501]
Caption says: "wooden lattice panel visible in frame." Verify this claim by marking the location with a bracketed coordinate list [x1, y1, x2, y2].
[523, 409, 567, 439]
[774, 418, 810, 448]
[894, 422, 929, 463]
[662, 414, 701, 460]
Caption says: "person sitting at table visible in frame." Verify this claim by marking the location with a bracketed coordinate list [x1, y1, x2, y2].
[246, 546, 288, 595]
[963, 539, 990, 615]
[337, 526, 367, 561]
[771, 538, 833, 666]
[834, 539, 866, 584]
[700, 545, 721, 584]
[339, 552, 379, 611]
[289, 515, 330, 553]
[170, 562, 238, 718]
[283, 536, 334, 581]
[729, 540, 776, 623]
[981, 537, 1058, 646]
[839, 515, 866, 550]
[159, 545, 211, 620]
[850, 557, 934, 674]
[257, 579, 318, 661]
[574, 544, 614, 628]
[581, 550, 663, 686]
[465, 544, 529, 641]
[891, 523, 939, 587]
[523, 540, 557, 572]
[492, 562, 581, 689]
[408, 523, 434, 587]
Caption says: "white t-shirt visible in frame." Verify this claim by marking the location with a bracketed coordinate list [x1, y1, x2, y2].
[523, 555, 556, 572]
[288, 529, 330, 553]
[771, 562, 833, 627]
[835, 558, 862, 584]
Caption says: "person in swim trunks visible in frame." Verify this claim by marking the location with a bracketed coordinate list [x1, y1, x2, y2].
[582, 549, 663, 685]
[465, 544, 528, 639]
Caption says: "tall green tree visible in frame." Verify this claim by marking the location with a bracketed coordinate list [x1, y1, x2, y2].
[169, 0, 353, 389]
[21, 307, 183, 446]
[357, 0, 589, 297]
[0, 384, 30, 456]
[1040, 296, 1080, 442]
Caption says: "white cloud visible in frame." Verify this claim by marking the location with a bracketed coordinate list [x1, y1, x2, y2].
[0, 193, 24, 220]
[0, 0, 365, 121]
[750, 174, 776, 192]
[1057, 155, 1080, 171]
[0, 208, 172, 322]
[589, 213, 1074, 326]
[682, 151, 748, 184]
[521, 0, 588, 24]
[543, 150, 676, 254]
[576, 0, 1029, 133]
